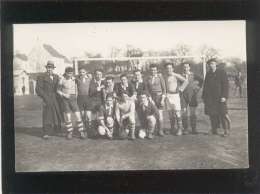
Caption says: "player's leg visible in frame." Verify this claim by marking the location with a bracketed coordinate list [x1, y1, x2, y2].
[128, 115, 136, 140]
[64, 112, 74, 139]
[172, 94, 183, 136]
[71, 96, 85, 139]
[146, 115, 156, 139]
[190, 106, 198, 134]
[181, 95, 189, 134]
[168, 109, 176, 134]
[182, 106, 189, 134]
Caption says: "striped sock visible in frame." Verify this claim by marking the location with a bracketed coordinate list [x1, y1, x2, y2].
[65, 122, 73, 132]
[77, 121, 84, 132]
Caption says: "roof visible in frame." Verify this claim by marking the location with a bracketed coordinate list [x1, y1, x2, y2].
[14, 53, 28, 61]
[43, 44, 71, 64]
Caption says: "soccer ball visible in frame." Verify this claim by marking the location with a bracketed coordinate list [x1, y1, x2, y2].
[138, 129, 146, 139]
[106, 117, 114, 128]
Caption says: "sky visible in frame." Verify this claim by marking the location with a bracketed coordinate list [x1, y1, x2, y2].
[13, 20, 246, 60]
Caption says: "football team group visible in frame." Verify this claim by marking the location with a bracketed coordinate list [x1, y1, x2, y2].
[35, 58, 231, 140]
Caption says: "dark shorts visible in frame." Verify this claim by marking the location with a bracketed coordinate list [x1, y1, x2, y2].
[77, 95, 91, 111]
[151, 93, 164, 109]
[89, 97, 102, 112]
[62, 95, 80, 113]
[181, 93, 198, 108]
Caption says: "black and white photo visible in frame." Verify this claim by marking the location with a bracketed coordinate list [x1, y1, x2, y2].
[13, 21, 248, 172]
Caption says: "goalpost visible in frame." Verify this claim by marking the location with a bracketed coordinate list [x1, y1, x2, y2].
[73, 55, 207, 79]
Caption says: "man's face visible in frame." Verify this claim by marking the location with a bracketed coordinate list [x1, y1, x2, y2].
[79, 69, 87, 77]
[140, 94, 148, 105]
[106, 79, 114, 88]
[106, 97, 114, 106]
[95, 71, 102, 80]
[183, 64, 190, 73]
[66, 72, 74, 78]
[209, 62, 217, 71]
[166, 64, 173, 75]
[134, 71, 142, 81]
[150, 67, 157, 76]
[46, 67, 54, 74]
[121, 76, 128, 85]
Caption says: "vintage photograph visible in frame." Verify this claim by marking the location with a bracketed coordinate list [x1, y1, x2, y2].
[14, 21, 248, 172]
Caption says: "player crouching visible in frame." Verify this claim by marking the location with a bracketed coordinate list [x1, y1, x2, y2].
[57, 67, 86, 140]
[137, 92, 160, 139]
[96, 94, 116, 139]
[115, 91, 136, 140]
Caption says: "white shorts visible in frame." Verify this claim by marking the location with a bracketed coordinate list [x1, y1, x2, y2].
[166, 93, 181, 111]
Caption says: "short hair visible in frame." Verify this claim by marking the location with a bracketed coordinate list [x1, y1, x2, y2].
[149, 63, 158, 69]
[133, 69, 142, 74]
[106, 76, 114, 81]
[139, 91, 149, 97]
[207, 58, 218, 65]
[106, 93, 114, 100]
[120, 73, 128, 79]
[79, 67, 87, 72]
[182, 62, 190, 67]
[65, 67, 74, 73]
[164, 62, 174, 68]
[94, 69, 103, 74]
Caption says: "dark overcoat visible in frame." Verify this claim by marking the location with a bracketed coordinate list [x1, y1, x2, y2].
[36, 73, 63, 126]
[202, 68, 229, 115]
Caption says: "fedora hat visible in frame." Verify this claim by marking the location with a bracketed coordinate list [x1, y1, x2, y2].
[45, 60, 56, 68]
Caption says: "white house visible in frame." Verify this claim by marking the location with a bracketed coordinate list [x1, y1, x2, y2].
[13, 70, 30, 95]
[27, 42, 72, 75]
[13, 53, 30, 95]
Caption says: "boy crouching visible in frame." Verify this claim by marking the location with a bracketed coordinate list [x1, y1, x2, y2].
[96, 94, 116, 139]
[137, 92, 160, 139]
[57, 67, 86, 140]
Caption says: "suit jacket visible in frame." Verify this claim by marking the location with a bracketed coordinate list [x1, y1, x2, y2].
[36, 72, 63, 126]
[114, 82, 134, 97]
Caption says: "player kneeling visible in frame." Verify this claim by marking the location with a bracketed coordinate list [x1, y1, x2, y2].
[137, 92, 160, 139]
[96, 94, 116, 139]
[115, 91, 136, 140]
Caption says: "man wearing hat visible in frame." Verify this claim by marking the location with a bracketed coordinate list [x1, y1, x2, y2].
[36, 61, 63, 139]
[202, 58, 231, 137]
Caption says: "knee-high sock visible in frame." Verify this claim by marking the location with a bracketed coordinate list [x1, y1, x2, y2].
[176, 116, 183, 130]
[65, 121, 73, 132]
[129, 123, 135, 138]
[77, 120, 84, 132]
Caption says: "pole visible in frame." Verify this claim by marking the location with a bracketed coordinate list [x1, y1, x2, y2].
[202, 56, 207, 79]
[74, 59, 79, 75]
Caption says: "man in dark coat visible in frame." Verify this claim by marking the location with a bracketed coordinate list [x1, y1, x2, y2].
[36, 61, 63, 139]
[202, 58, 231, 136]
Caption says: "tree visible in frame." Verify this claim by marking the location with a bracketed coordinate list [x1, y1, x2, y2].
[199, 45, 220, 62]
[174, 43, 192, 65]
